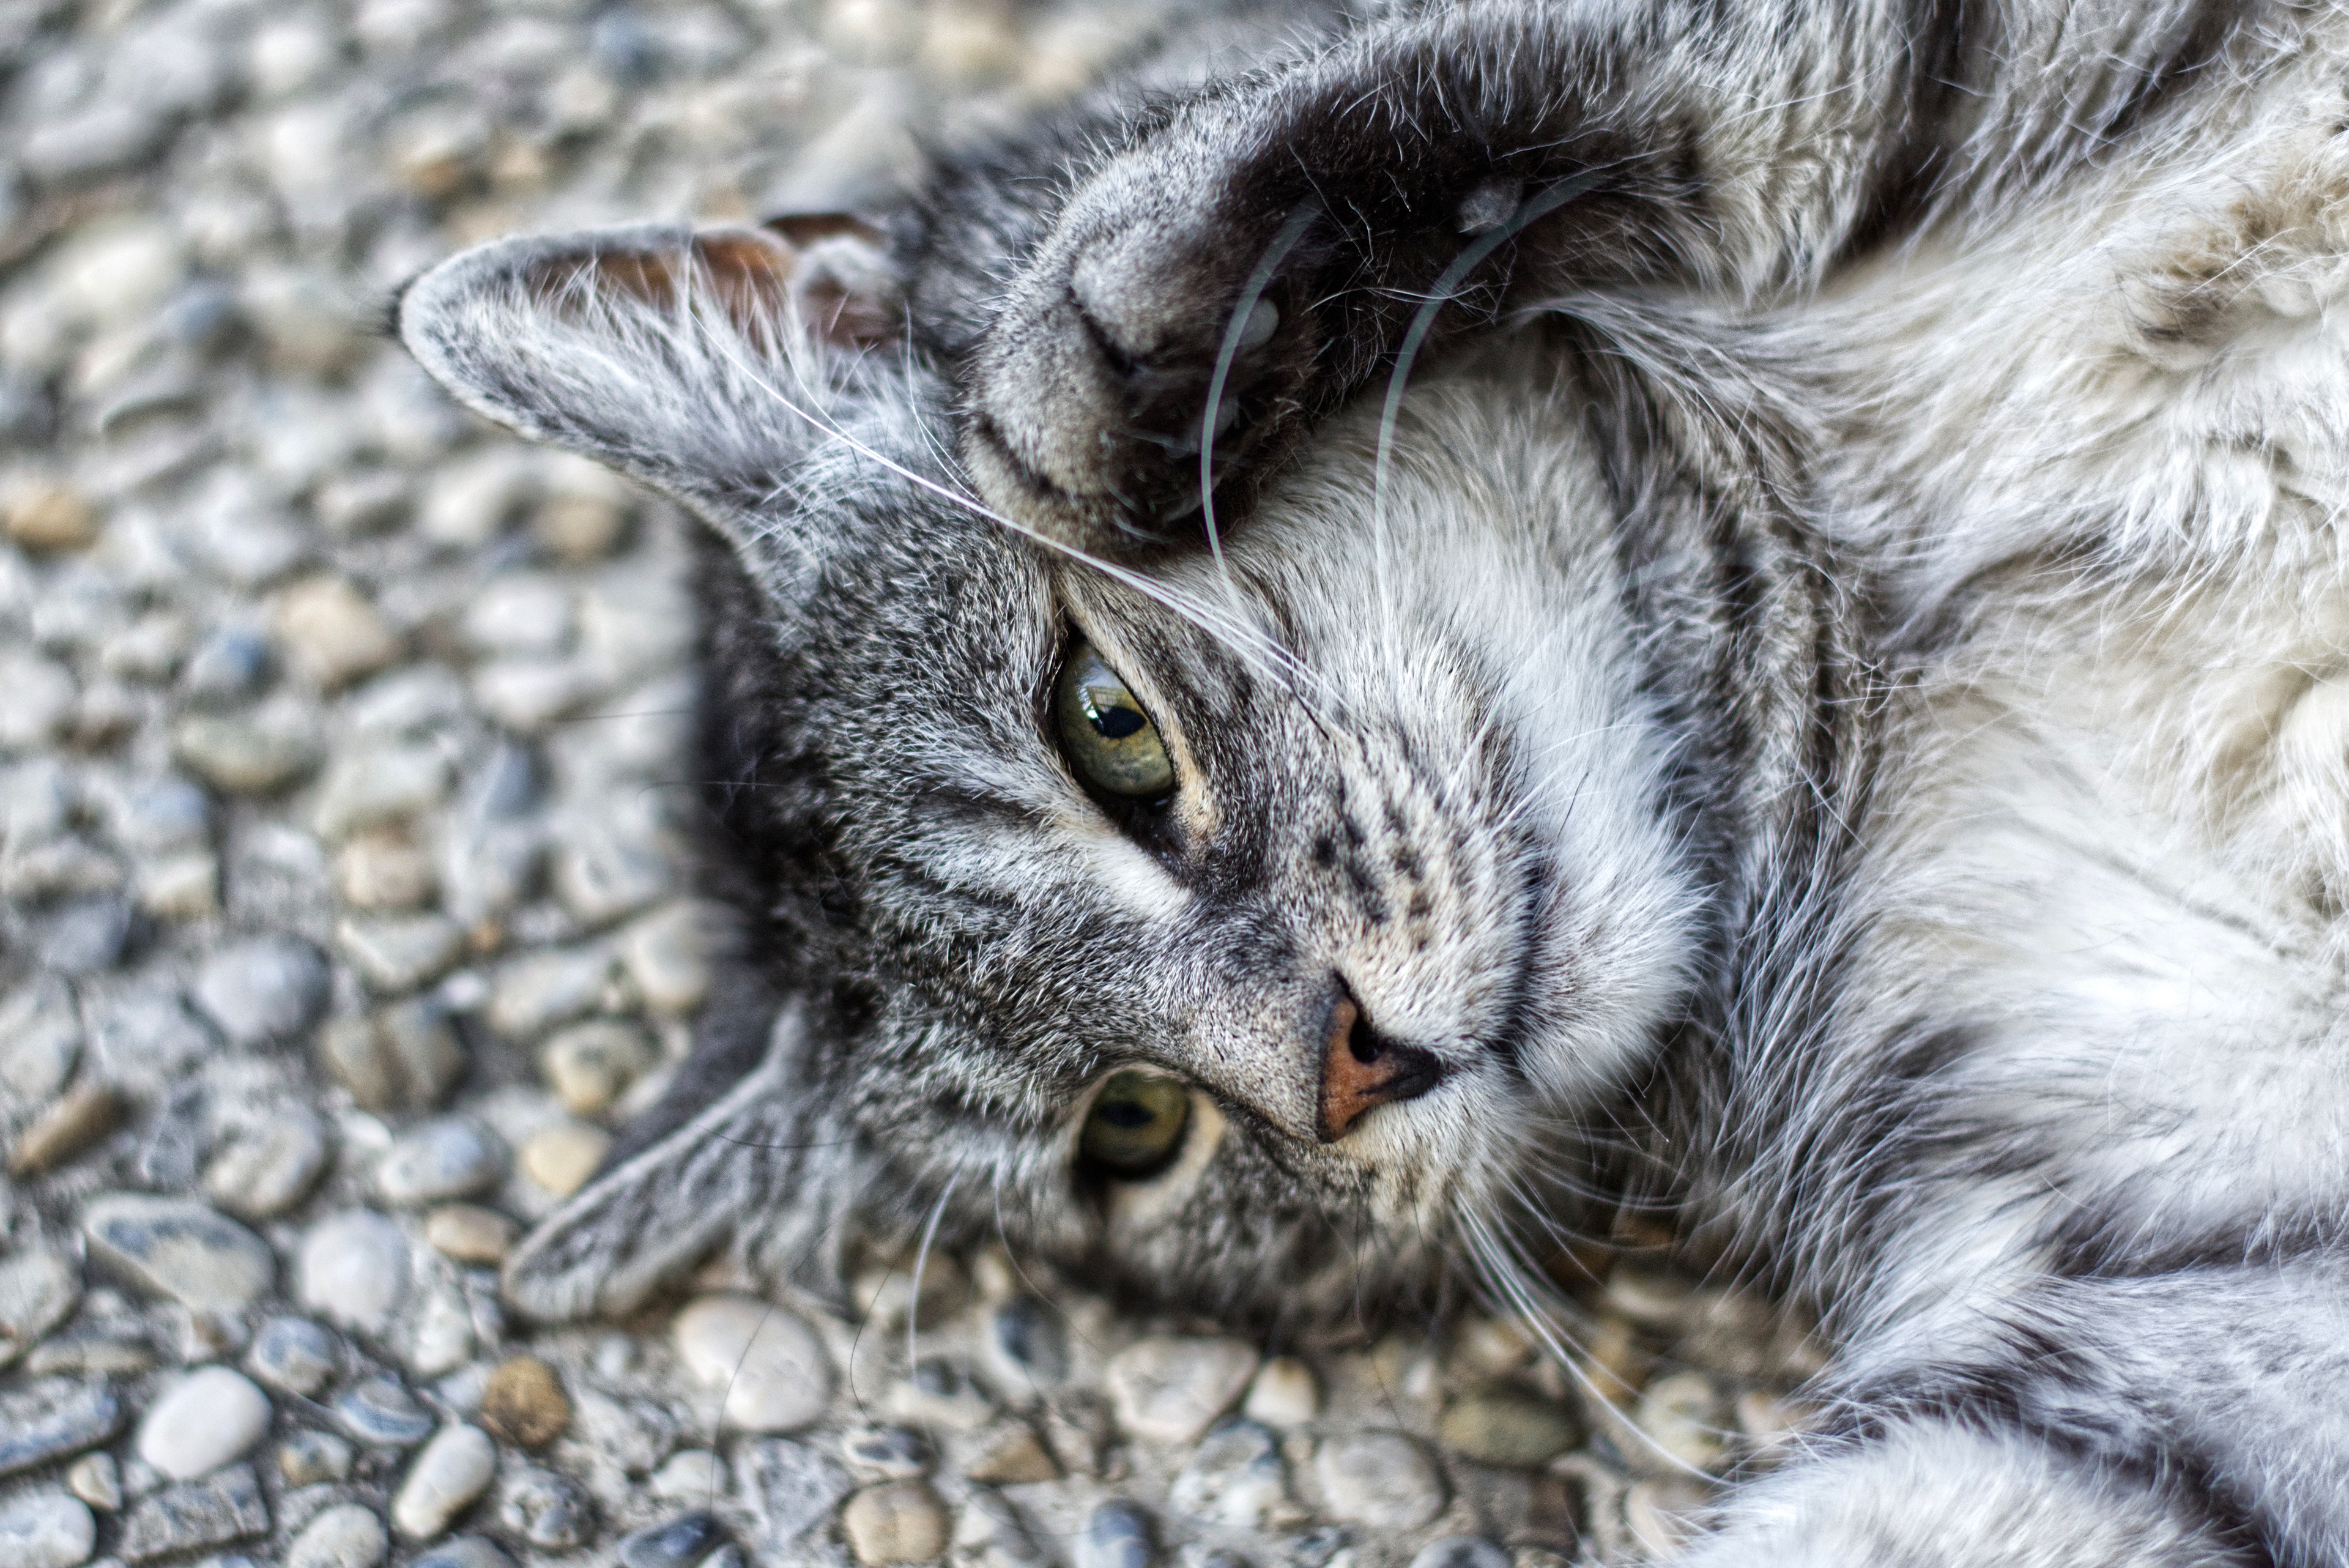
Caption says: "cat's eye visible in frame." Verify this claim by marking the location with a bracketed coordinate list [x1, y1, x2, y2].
[1055, 644, 1175, 800]
[1079, 1070, 1191, 1179]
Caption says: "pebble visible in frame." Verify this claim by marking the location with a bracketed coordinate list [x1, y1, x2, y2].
[2, 480, 97, 553]
[479, 1356, 570, 1448]
[335, 832, 438, 909]
[172, 709, 322, 794]
[298, 1209, 410, 1334]
[984, 1296, 1068, 1394]
[377, 1117, 505, 1206]
[1169, 1421, 1285, 1529]
[1622, 1477, 1709, 1555]
[64, 1454, 119, 1512]
[554, 825, 671, 927]
[497, 1467, 592, 1551]
[737, 1438, 853, 1551]
[338, 913, 467, 994]
[0, 1249, 81, 1365]
[534, 488, 629, 562]
[0, 655, 73, 750]
[965, 1423, 1059, 1486]
[24, 1330, 152, 1378]
[674, 1294, 833, 1432]
[1241, 1356, 1319, 1427]
[276, 1432, 354, 1488]
[1635, 1371, 1729, 1472]
[135, 1367, 272, 1480]
[202, 1109, 330, 1219]
[116, 1463, 268, 1563]
[841, 1482, 949, 1566]
[425, 1203, 517, 1265]
[0, 1382, 122, 1481]
[393, 1424, 497, 1539]
[839, 1427, 930, 1482]
[855, 1255, 970, 1332]
[0, 1493, 95, 1568]
[890, 1356, 995, 1430]
[484, 948, 606, 1039]
[81, 1194, 274, 1312]
[35, 897, 130, 978]
[617, 1511, 728, 1568]
[1438, 1386, 1586, 1469]
[191, 935, 330, 1045]
[273, 576, 402, 691]
[0, 978, 80, 1101]
[540, 1019, 654, 1116]
[248, 1316, 340, 1397]
[1074, 1499, 1154, 1568]
[520, 1121, 609, 1197]
[410, 1536, 516, 1568]
[1105, 1337, 1259, 1444]
[316, 1000, 467, 1112]
[406, 1282, 475, 1377]
[179, 627, 272, 707]
[286, 1503, 389, 1568]
[620, 902, 711, 1016]
[652, 1450, 730, 1499]
[1406, 1538, 1510, 1568]
[954, 1489, 1048, 1568]
[1313, 1432, 1445, 1530]
[313, 743, 451, 841]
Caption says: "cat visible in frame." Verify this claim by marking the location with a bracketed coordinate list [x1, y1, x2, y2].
[396, 0, 2349, 1561]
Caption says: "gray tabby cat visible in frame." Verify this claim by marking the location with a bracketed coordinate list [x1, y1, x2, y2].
[397, 0, 2349, 1560]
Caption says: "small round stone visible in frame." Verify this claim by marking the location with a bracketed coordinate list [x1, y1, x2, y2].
[10, 1085, 127, 1177]
[410, 1536, 517, 1568]
[479, 1356, 570, 1449]
[1438, 1387, 1586, 1469]
[191, 935, 330, 1046]
[1406, 1537, 1510, 1568]
[964, 1422, 1059, 1486]
[64, 1454, 119, 1512]
[1241, 1356, 1319, 1427]
[424, 1203, 518, 1265]
[1635, 1371, 1729, 1472]
[0, 1249, 81, 1365]
[1169, 1420, 1284, 1529]
[987, 1296, 1068, 1391]
[3, 480, 99, 552]
[673, 1293, 833, 1433]
[617, 1510, 728, 1568]
[299, 1210, 410, 1334]
[273, 576, 402, 691]
[1313, 1432, 1445, 1530]
[394, 1424, 498, 1540]
[1105, 1337, 1260, 1444]
[651, 1450, 729, 1500]
[520, 1122, 609, 1197]
[278, 1430, 355, 1487]
[498, 1467, 592, 1551]
[1074, 1499, 1154, 1568]
[376, 1117, 505, 1206]
[838, 1427, 930, 1482]
[80, 1193, 273, 1312]
[337, 1375, 436, 1446]
[0, 1492, 95, 1568]
[842, 1482, 949, 1566]
[136, 1365, 272, 1479]
[248, 1316, 340, 1397]
[539, 1019, 654, 1117]
[286, 1504, 390, 1568]
[202, 1110, 329, 1219]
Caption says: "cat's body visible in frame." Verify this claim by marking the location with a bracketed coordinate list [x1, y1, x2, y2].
[398, 1, 2349, 1561]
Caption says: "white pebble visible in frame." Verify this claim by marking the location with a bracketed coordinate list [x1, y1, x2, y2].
[1241, 1356, 1319, 1427]
[1313, 1432, 1445, 1530]
[136, 1365, 272, 1480]
[1105, 1336, 1259, 1443]
[393, 1424, 498, 1540]
[298, 1209, 411, 1334]
[672, 1293, 833, 1433]
[287, 1504, 390, 1568]
[0, 1492, 94, 1568]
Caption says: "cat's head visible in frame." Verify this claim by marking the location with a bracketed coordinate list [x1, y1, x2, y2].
[398, 220, 1786, 1326]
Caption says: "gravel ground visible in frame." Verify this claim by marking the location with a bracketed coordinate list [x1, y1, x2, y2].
[0, 3, 1825, 1566]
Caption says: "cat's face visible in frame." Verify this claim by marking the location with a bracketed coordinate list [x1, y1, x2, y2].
[401, 223, 1709, 1322]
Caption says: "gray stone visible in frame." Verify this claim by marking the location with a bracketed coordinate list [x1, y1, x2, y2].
[37, 896, 132, 976]
[90, 989, 217, 1077]
[890, 1356, 995, 1430]
[953, 1490, 1048, 1568]
[1283, 1528, 1349, 1568]
[618, 1511, 728, 1568]
[651, 1451, 729, 1501]
[1105, 1337, 1258, 1444]
[0, 977, 82, 1101]
[108, 777, 210, 853]
[172, 707, 322, 794]
[0, 1381, 122, 1480]
[299, 1211, 410, 1335]
[203, 1108, 330, 1219]
[64, 1453, 119, 1512]
[484, 949, 606, 1039]
[987, 1297, 1068, 1391]
[540, 1019, 653, 1116]
[81, 1195, 275, 1312]
[736, 1439, 852, 1553]
[335, 1375, 434, 1447]
[248, 1316, 341, 1397]
[0, 1249, 80, 1366]
[1437, 1387, 1586, 1470]
[337, 914, 466, 994]
[1406, 1539, 1510, 1568]
[312, 743, 451, 841]
[24, 1328, 154, 1378]
[179, 628, 271, 706]
[135, 1367, 272, 1481]
[495, 1467, 592, 1551]
[116, 1463, 268, 1562]
[286, 1503, 388, 1568]
[1241, 1357, 1319, 1427]
[1313, 1432, 1445, 1531]
[1169, 1420, 1286, 1529]
[276, 1431, 354, 1488]
[0, 1492, 95, 1568]
[409, 1536, 515, 1568]
[1075, 1500, 1155, 1568]
[316, 1000, 467, 1111]
[839, 1426, 930, 1482]
[376, 1117, 505, 1206]
[554, 822, 671, 927]
[192, 936, 330, 1046]
[620, 901, 711, 1016]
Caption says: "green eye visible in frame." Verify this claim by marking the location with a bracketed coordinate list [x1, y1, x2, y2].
[1055, 644, 1176, 800]
[1080, 1070, 1192, 1178]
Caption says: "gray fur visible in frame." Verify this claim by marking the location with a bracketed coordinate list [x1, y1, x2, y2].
[398, 0, 2349, 1559]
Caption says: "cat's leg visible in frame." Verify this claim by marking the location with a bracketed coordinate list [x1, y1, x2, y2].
[959, 0, 2255, 551]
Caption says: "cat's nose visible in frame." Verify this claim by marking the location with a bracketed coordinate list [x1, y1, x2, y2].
[1317, 986, 1443, 1142]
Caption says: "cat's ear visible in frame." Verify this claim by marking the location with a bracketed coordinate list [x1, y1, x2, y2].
[396, 217, 901, 517]
[502, 1002, 856, 1321]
